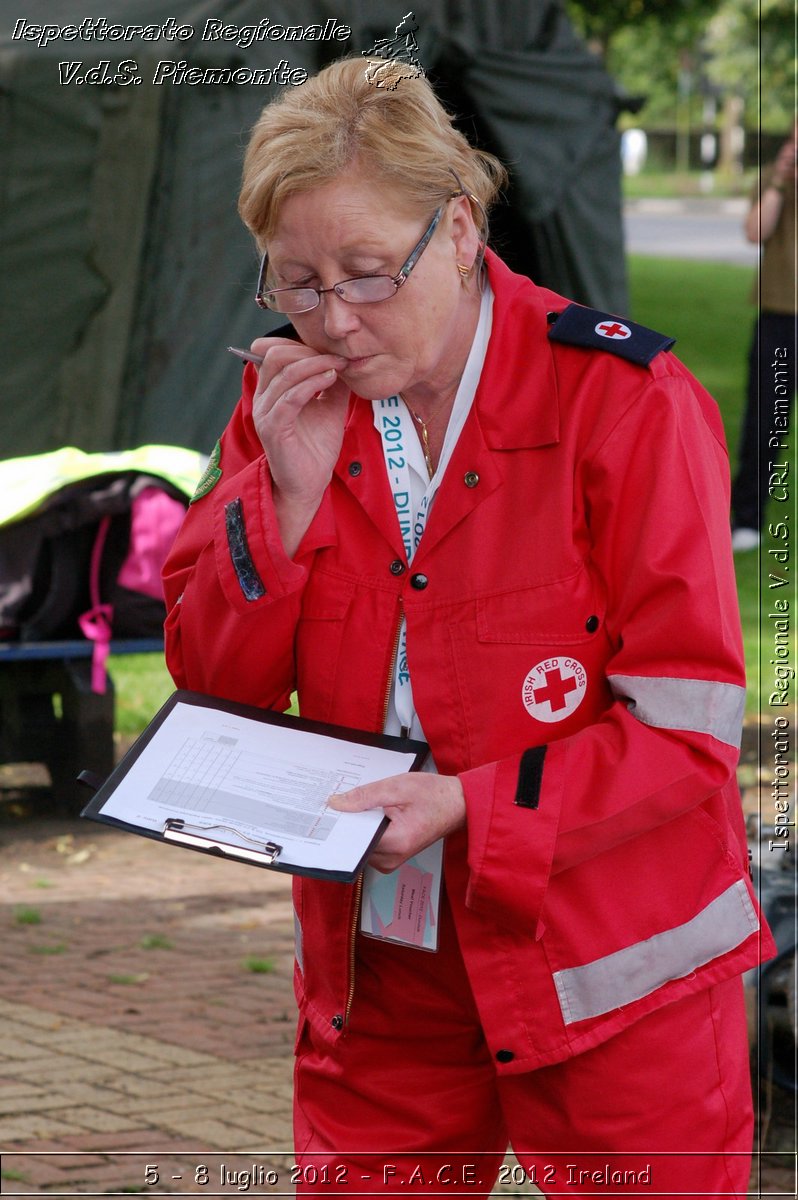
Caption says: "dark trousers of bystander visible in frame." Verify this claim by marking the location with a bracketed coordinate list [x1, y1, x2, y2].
[732, 311, 796, 533]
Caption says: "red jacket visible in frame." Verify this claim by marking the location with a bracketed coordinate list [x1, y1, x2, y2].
[164, 252, 774, 1072]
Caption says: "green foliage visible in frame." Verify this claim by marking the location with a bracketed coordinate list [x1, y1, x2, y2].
[566, 0, 716, 54]
[568, 0, 796, 133]
[704, 0, 796, 130]
[140, 933, 174, 950]
[13, 905, 42, 925]
[243, 955, 276, 974]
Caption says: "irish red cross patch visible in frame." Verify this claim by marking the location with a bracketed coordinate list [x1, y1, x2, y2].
[522, 657, 587, 723]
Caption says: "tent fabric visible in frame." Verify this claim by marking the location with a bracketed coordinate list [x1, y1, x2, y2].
[1, 1, 627, 457]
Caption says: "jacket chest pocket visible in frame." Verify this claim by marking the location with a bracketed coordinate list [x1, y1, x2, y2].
[444, 565, 612, 765]
[295, 572, 357, 721]
[475, 563, 605, 647]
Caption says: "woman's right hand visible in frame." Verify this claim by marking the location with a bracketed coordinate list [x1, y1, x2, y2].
[249, 336, 351, 556]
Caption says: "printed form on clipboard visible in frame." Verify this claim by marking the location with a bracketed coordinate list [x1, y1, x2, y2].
[80, 691, 429, 882]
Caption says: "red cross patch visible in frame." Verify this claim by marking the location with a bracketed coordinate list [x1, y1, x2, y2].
[522, 657, 587, 723]
[595, 320, 631, 340]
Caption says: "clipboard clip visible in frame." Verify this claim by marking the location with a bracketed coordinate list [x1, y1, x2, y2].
[162, 818, 282, 865]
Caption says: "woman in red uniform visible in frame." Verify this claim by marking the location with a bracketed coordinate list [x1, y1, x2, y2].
[163, 55, 772, 1197]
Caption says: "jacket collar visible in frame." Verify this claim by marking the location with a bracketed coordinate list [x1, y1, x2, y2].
[474, 249, 560, 451]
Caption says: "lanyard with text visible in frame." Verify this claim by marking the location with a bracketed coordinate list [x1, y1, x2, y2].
[364, 395, 446, 951]
[374, 393, 454, 730]
[375, 395, 440, 729]
[364, 290, 491, 951]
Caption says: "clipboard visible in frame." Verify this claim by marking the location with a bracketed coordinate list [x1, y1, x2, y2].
[80, 690, 429, 882]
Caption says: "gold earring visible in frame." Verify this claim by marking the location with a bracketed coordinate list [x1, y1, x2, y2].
[457, 262, 471, 278]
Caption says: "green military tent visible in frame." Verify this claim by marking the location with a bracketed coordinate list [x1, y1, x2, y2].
[1, 0, 628, 457]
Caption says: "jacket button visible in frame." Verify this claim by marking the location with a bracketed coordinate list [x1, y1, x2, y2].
[410, 573, 428, 590]
[389, 559, 406, 576]
[463, 471, 479, 488]
[585, 614, 599, 633]
[496, 1049, 514, 1063]
[348, 461, 362, 477]
[546, 311, 559, 324]
[331, 1014, 344, 1030]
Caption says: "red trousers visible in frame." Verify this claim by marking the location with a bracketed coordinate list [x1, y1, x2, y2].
[293, 894, 754, 1197]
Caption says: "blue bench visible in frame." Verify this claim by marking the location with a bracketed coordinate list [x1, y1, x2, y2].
[0, 638, 164, 809]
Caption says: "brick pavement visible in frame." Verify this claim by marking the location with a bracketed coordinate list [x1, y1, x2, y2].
[0, 804, 298, 1195]
[0, 775, 794, 1197]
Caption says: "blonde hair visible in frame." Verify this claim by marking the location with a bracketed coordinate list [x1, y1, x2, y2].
[238, 56, 507, 250]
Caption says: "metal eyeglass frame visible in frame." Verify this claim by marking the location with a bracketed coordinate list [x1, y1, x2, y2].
[255, 192, 466, 314]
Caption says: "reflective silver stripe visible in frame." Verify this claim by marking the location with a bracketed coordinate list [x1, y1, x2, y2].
[293, 907, 304, 974]
[553, 881, 759, 1025]
[608, 674, 745, 749]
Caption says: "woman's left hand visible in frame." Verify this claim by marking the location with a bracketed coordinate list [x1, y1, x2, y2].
[328, 774, 466, 872]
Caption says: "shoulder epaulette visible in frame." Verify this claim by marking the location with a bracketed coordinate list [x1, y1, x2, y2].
[547, 303, 675, 366]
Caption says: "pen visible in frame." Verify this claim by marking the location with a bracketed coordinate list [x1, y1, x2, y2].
[227, 345, 264, 366]
[226, 345, 332, 401]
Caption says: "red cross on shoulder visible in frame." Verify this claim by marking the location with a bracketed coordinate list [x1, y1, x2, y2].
[595, 320, 631, 340]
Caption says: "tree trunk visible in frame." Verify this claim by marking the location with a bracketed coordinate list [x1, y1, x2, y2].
[718, 93, 745, 177]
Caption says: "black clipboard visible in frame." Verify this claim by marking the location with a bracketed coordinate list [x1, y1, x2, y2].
[80, 690, 429, 883]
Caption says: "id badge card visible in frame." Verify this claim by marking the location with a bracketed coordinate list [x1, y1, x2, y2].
[360, 837, 443, 952]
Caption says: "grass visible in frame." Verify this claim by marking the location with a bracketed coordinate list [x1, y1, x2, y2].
[628, 254, 752, 435]
[108, 253, 764, 727]
[139, 933, 174, 950]
[623, 169, 757, 201]
[13, 905, 42, 925]
[110, 653, 175, 735]
[242, 955, 276, 974]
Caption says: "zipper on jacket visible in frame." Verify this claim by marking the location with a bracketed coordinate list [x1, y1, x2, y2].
[343, 600, 404, 1028]
[343, 872, 363, 1026]
[380, 600, 405, 731]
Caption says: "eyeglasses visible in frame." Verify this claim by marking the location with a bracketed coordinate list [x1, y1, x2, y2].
[255, 197, 459, 315]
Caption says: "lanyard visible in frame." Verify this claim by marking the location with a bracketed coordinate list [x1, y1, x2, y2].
[374, 395, 437, 733]
[367, 397, 446, 949]
[372, 283, 495, 737]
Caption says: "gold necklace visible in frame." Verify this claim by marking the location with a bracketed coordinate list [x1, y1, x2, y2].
[401, 392, 450, 480]
[409, 409, 435, 479]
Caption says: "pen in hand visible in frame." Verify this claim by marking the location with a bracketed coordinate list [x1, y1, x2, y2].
[226, 345, 337, 402]
[227, 345, 264, 366]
